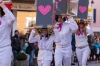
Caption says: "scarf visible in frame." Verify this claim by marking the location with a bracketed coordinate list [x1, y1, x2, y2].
[40, 34, 47, 49]
[78, 30, 83, 36]
[57, 24, 62, 31]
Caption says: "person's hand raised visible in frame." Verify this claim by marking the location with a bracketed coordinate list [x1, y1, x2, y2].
[0, 0, 6, 9]
[52, 25, 58, 29]
[32, 26, 36, 31]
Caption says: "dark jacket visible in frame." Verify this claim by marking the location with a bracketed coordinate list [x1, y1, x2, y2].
[88, 35, 93, 49]
[71, 35, 76, 51]
[11, 35, 21, 51]
[26, 42, 34, 54]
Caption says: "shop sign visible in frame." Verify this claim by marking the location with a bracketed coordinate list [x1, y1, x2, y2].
[12, 3, 36, 10]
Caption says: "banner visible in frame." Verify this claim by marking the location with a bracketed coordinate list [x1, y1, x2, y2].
[55, 0, 67, 15]
[77, 0, 89, 19]
[36, 0, 54, 28]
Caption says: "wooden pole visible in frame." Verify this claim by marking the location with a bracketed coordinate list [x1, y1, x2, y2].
[52, 0, 56, 26]
[67, 0, 71, 14]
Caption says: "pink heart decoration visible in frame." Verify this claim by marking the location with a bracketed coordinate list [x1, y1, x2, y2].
[38, 5, 51, 15]
[79, 6, 87, 13]
[0, 21, 2, 25]
[58, 0, 62, 2]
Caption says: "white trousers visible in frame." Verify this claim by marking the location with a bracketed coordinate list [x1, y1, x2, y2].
[0, 46, 12, 66]
[55, 46, 72, 66]
[76, 46, 90, 66]
[71, 51, 76, 63]
[38, 60, 51, 66]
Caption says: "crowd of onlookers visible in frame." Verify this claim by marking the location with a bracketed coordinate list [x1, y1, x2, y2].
[71, 33, 100, 65]
[11, 30, 36, 66]
[88, 34, 100, 63]
[11, 30, 100, 66]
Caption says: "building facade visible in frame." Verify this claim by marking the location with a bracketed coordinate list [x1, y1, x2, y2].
[91, 0, 100, 32]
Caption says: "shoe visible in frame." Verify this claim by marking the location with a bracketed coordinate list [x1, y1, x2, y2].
[71, 63, 75, 65]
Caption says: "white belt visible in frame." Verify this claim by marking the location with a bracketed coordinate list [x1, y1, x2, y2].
[76, 45, 88, 49]
[40, 49, 52, 52]
[56, 44, 71, 48]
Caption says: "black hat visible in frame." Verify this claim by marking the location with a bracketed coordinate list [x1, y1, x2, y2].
[55, 15, 62, 22]
[0, 7, 5, 17]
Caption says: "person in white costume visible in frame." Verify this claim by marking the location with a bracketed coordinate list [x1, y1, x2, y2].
[28, 26, 60, 66]
[0, 0, 15, 66]
[75, 21, 93, 66]
[54, 15, 78, 66]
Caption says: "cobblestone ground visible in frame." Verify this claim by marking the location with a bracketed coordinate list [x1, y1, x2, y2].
[72, 61, 100, 66]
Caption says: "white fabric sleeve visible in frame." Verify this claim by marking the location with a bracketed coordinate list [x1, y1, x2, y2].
[28, 30, 39, 43]
[68, 17, 78, 33]
[86, 25, 94, 35]
[3, 7, 15, 26]
[53, 29, 61, 43]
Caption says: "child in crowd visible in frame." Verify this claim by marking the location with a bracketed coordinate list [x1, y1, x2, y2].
[94, 39, 100, 63]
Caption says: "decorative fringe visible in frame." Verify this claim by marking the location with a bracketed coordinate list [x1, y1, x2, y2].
[74, 18, 90, 24]
[36, 28, 54, 35]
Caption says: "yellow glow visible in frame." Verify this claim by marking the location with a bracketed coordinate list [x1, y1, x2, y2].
[17, 11, 36, 34]
[88, 8, 92, 12]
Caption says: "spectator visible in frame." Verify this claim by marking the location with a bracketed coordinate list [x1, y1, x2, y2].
[11, 30, 21, 65]
[23, 42, 28, 53]
[88, 35, 95, 61]
[94, 39, 100, 63]
[99, 38, 100, 43]
[71, 33, 76, 65]
[25, 33, 35, 66]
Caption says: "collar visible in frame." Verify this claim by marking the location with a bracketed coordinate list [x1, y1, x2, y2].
[56, 22, 64, 25]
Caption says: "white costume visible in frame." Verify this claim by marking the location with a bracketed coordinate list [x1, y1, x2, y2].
[54, 17, 78, 66]
[75, 25, 93, 66]
[29, 29, 60, 66]
[0, 8, 15, 66]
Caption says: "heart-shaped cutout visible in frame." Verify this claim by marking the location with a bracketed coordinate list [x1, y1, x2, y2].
[38, 5, 51, 15]
[79, 6, 87, 13]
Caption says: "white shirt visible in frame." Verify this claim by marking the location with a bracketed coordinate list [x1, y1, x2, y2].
[55, 17, 78, 46]
[28, 29, 60, 60]
[75, 26, 93, 47]
[0, 7, 15, 48]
